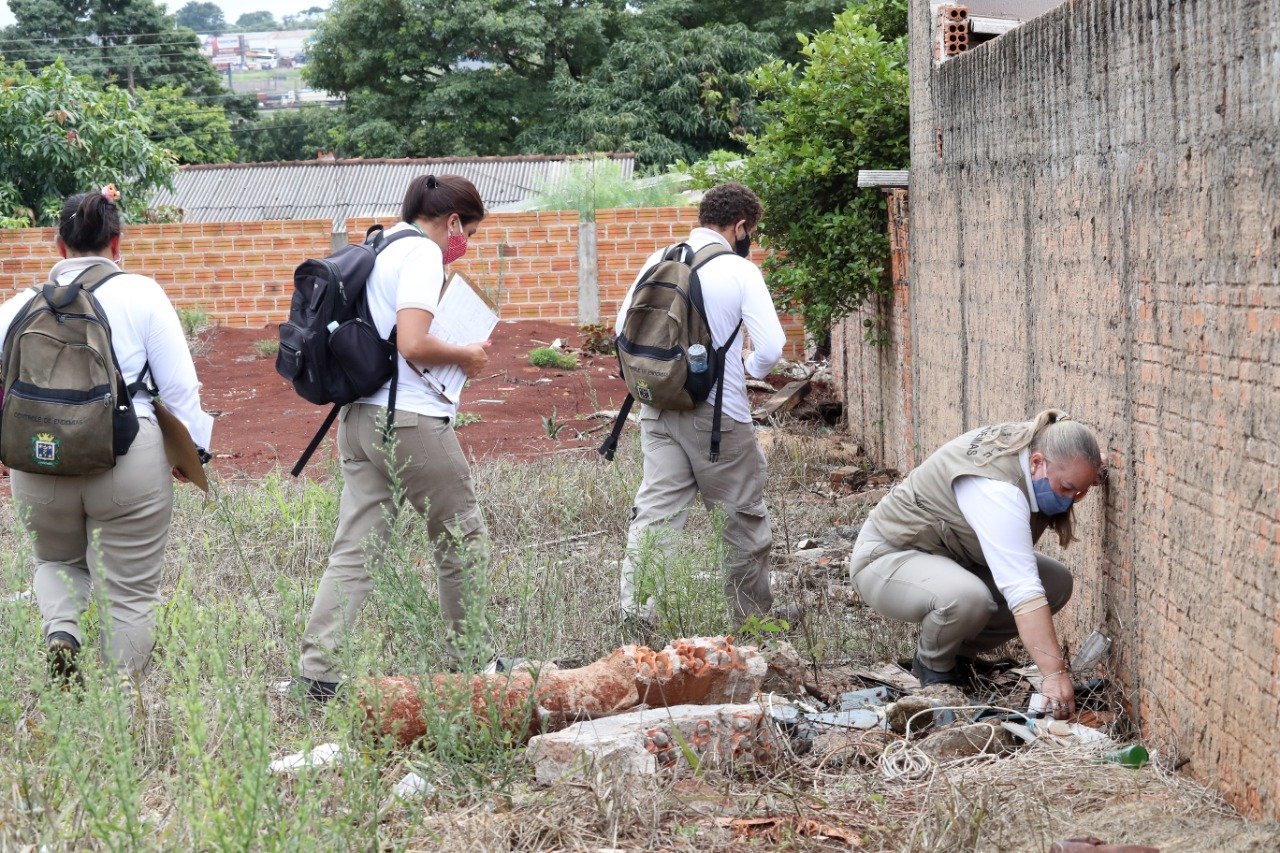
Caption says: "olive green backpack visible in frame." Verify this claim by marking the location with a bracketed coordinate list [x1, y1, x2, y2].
[599, 243, 741, 463]
[0, 264, 144, 476]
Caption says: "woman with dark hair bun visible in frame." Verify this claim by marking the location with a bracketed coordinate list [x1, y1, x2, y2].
[292, 173, 495, 700]
[0, 185, 213, 683]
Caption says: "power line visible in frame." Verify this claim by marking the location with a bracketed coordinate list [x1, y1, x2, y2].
[0, 29, 315, 46]
[0, 39, 214, 57]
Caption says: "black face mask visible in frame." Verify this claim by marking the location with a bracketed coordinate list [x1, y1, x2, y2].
[733, 228, 753, 258]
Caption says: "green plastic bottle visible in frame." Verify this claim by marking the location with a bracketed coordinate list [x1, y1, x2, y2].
[1103, 744, 1149, 768]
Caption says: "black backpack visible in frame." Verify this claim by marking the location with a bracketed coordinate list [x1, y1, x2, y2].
[599, 243, 741, 463]
[276, 224, 423, 475]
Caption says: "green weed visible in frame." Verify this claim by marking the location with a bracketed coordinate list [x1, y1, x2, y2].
[529, 347, 579, 370]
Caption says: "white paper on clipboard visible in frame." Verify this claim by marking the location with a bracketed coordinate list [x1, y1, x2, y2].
[418, 272, 499, 403]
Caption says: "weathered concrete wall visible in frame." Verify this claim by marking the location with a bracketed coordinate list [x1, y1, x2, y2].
[906, 0, 1280, 816]
[832, 189, 917, 472]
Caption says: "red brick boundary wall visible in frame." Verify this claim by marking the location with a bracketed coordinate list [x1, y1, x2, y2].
[0, 220, 332, 327]
[0, 210, 801, 355]
[880, 0, 1280, 816]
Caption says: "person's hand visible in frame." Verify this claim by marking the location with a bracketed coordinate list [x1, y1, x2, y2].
[1042, 670, 1076, 719]
[172, 466, 190, 483]
[457, 341, 491, 378]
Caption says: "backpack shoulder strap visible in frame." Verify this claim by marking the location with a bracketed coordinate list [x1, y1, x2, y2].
[79, 264, 124, 292]
[690, 243, 731, 271]
[377, 228, 426, 254]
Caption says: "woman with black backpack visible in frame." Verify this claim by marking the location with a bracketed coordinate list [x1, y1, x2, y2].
[292, 174, 494, 700]
[0, 186, 213, 683]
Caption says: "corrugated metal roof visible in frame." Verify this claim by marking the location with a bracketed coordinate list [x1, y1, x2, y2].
[150, 154, 636, 228]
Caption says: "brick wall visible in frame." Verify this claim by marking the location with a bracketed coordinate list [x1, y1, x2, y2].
[347, 211, 581, 322]
[832, 189, 916, 472]
[0, 220, 333, 327]
[0, 209, 803, 354]
[894, 0, 1280, 816]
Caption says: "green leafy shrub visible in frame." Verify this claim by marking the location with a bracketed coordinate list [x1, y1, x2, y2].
[577, 323, 616, 355]
[0, 60, 178, 226]
[741, 1, 908, 337]
[527, 158, 685, 221]
[528, 347, 579, 370]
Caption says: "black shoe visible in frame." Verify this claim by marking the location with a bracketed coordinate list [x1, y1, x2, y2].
[47, 631, 81, 686]
[293, 676, 342, 702]
[912, 652, 967, 688]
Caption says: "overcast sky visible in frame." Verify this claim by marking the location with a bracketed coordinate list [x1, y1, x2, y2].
[0, 2, 326, 29]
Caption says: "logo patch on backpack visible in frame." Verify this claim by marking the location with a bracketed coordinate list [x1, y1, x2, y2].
[31, 432, 60, 467]
[635, 380, 653, 403]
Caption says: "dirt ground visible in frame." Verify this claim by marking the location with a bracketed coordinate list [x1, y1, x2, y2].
[123, 320, 821, 480]
[0, 317, 829, 489]
[189, 320, 631, 478]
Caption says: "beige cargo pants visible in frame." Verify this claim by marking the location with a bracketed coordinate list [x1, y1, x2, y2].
[850, 521, 1074, 671]
[620, 403, 773, 622]
[11, 418, 173, 675]
[299, 404, 489, 682]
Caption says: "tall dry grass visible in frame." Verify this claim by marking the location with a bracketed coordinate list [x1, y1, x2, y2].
[0, 427, 1260, 850]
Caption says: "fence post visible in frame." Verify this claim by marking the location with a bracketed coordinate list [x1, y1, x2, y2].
[577, 214, 599, 325]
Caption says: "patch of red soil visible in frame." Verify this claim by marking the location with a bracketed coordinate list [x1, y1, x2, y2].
[0, 320, 829, 488]
[194, 320, 633, 479]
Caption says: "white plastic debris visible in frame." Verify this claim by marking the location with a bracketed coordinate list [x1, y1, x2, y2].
[268, 742, 349, 774]
[392, 771, 435, 800]
[2, 590, 33, 603]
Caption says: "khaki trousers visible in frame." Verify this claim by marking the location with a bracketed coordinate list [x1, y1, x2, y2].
[620, 403, 772, 621]
[11, 419, 173, 675]
[299, 404, 489, 681]
[850, 522, 1073, 671]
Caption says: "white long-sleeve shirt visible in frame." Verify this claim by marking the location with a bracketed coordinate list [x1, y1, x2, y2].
[952, 449, 1046, 611]
[614, 227, 786, 423]
[0, 257, 214, 451]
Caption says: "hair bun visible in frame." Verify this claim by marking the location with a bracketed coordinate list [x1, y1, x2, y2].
[426, 175, 438, 189]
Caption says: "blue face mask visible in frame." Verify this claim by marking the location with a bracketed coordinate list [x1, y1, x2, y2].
[1032, 475, 1074, 516]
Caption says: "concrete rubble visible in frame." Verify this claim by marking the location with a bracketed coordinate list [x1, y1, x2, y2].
[527, 703, 781, 785]
[349, 624, 1132, 791]
[358, 636, 769, 747]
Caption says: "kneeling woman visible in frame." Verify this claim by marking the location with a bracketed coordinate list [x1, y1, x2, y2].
[850, 410, 1104, 718]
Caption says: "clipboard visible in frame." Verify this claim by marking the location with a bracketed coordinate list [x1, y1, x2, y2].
[151, 399, 208, 492]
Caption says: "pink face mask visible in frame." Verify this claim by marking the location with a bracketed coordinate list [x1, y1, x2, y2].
[443, 222, 468, 264]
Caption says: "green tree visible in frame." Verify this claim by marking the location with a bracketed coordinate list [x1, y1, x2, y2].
[306, 0, 623, 157]
[282, 7, 327, 29]
[0, 0, 227, 98]
[0, 60, 177, 226]
[133, 85, 237, 163]
[175, 1, 227, 34]
[234, 11, 279, 31]
[630, 0, 852, 63]
[236, 106, 343, 162]
[740, 0, 908, 337]
[520, 23, 773, 168]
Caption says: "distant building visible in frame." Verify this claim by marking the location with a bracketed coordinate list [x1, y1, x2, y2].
[149, 154, 638, 228]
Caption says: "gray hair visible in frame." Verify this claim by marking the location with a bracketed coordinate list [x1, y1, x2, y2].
[975, 409, 1104, 548]
[975, 409, 1102, 469]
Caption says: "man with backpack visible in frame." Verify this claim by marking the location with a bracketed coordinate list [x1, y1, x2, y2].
[610, 182, 787, 631]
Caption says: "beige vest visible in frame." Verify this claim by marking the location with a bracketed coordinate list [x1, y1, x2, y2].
[869, 422, 1054, 567]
